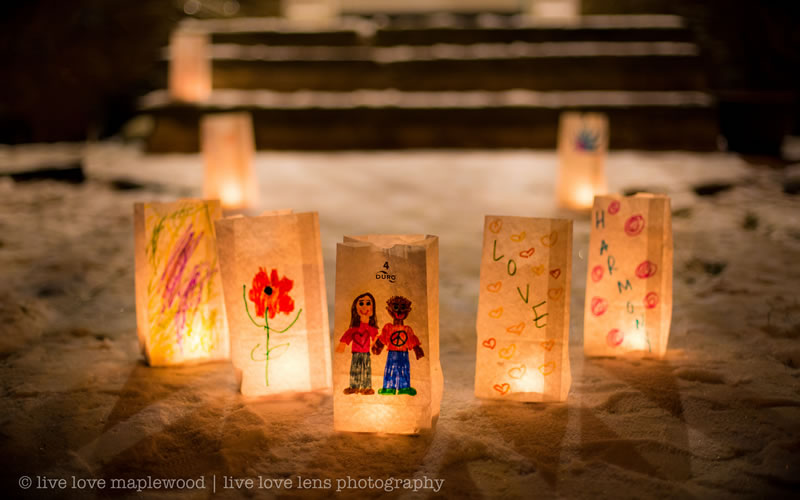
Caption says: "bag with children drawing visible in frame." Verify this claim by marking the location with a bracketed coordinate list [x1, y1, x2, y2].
[333, 235, 443, 434]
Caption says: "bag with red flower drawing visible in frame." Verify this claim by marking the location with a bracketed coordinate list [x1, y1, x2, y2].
[214, 210, 332, 396]
[333, 235, 443, 435]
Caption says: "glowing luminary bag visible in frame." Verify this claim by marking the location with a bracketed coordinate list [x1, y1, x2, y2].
[584, 194, 673, 358]
[214, 211, 332, 397]
[475, 216, 572, 402]
[333, 235, 442, 434]
[555, 112, 608, 211]
[133, 199, 228, 366]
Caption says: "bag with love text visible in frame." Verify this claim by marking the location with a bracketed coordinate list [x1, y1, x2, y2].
[333, 235, 442, 434]
[583, 194, 673, 357]
[214, 210, 332, 397]
[475, 216, 572, 402]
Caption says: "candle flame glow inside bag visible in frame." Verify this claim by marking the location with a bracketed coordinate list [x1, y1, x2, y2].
[215, 211, 331, 396]
[133, 199, 228, 366]
[201, 112, 258, 212]
[584, 194, 673, 358]
[333, 235, 442, 434]
[168, 30, 211, 103]
[556, 112, 608, 211]
[475, 216, 572, 402]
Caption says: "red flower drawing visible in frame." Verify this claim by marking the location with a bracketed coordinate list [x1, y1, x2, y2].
[248, 267, 295, 319]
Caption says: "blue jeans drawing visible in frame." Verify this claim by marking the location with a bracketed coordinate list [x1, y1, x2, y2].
[382, 350, 410, 390]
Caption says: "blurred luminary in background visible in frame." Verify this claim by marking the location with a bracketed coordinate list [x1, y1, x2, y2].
[528, 0, 580, 24]
[584, 194, 673, 357]
[475, 216, 572, 402]
[284, 0, 340, 27]
[201, 112, 258, 212]
[168, 29, 211, 102]
[556, 112, 608, 211]
[215, 211, 332, 397]
[134, 199, 228, 366]
[334, 235, 442, 434]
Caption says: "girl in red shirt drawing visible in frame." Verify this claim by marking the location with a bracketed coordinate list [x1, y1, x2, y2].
[336, 292, 379, 395]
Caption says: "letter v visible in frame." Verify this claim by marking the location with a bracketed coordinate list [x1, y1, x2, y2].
[517, 284, 529, 304]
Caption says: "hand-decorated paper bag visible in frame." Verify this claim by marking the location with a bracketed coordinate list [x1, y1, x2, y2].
[333, 235, 442, 434]
[584, 194, 673, 357]
[475, 216, 572, 402]
[134, 199, 227, 366]
[556, 112, 608, 211]
[214, 211, 331, 397]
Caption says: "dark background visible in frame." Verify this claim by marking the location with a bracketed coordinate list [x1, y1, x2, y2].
[0, 0, 798, 154]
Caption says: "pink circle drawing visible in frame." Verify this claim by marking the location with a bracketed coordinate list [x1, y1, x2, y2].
[591, 265, 604, 282]
[590, 297, 609, 316]
[644, 292, 659, 309]
[635, 260, 658, 279]
[624, 214, 645, 236]
[608, 200, 621, 215]
[607, 328, 624, 347]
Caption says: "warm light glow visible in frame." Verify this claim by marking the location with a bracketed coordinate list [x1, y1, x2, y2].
[571, 183, 595, 209]
[625, 330, 650, 352]
[220, 182, 244, 208]
[514, 375, 545, 394]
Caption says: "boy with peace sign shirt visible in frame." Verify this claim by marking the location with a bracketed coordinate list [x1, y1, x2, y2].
[372, 295, 424, 396]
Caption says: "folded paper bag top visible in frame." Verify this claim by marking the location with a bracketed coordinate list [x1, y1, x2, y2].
[333, 235, 442, 434]
[583, 193, 673, 358]
[214, 210, 332, 397]
[133, 199, 228, 366]
[475, 215, 572, 402]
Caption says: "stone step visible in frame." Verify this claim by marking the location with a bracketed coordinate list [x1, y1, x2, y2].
[160, 42, 706, 92]
[139, 89, 717, 151]
[187, 14, 693, 46]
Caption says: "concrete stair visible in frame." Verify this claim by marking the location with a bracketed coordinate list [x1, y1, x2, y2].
[141, 14, 718, 151]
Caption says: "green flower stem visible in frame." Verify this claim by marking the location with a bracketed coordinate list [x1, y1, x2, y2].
[243, 284, 302, 386]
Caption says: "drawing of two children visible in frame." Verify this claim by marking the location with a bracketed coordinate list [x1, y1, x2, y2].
[336, 293, 424, 396]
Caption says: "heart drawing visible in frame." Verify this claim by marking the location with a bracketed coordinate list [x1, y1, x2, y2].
[487, 282, 502, 293]
[506, 322, 525, 335]
[499, 344, 516, 360]
[508, 365, 527, 379]
[493, 383, 510, 395]
[540, 232, 558, 247]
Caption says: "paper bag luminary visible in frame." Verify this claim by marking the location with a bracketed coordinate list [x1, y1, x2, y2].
[475, 216, 573, 402]
[201, 112, 259, 212]
[134, 199, 228, 366]
[168, 29, 211, 103]
[556, 112, 609, 211]
[584, 194, 673, 357]
[214, 211, 332, 397]
[333, 235, 443, 434]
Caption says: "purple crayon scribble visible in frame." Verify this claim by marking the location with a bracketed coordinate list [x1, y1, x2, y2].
[159, 225, 215, 350]
[173, 263, 215, 348]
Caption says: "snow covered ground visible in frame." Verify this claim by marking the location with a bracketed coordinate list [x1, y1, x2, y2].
[0, 142, 798, 498]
